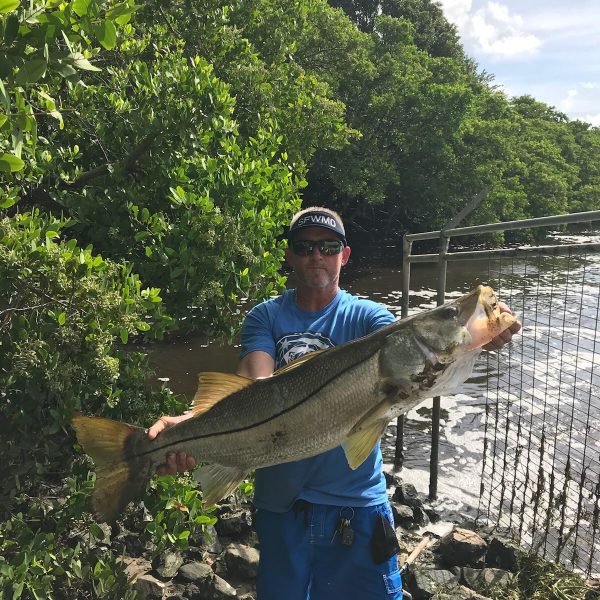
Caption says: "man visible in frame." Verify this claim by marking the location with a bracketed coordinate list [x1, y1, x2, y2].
[148, 207, 521, 599]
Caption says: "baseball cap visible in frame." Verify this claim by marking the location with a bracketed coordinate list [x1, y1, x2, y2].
[286, 209, 347, 245]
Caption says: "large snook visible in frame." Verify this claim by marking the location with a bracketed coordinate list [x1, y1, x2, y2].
[73, 285, 517, 522]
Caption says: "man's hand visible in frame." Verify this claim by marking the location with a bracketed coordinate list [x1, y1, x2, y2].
[483, 302, 522, 351]
[147, 413, 197, 475]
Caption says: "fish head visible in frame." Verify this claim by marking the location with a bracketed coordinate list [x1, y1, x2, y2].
[380, 286, 518, 401]
[411, 285, 517, 363]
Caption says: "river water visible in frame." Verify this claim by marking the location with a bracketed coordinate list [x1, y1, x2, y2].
[149, 232, 600, 570]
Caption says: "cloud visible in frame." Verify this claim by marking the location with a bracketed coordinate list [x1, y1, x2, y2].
[439, 0, 473, 27]
[559, 83, 600, 126]
[465, 2, 542, 59]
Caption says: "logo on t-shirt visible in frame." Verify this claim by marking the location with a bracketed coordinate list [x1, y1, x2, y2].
[276, 332, 334, 368]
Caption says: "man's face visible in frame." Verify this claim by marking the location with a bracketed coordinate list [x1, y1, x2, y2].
[285, 227, 351, 290]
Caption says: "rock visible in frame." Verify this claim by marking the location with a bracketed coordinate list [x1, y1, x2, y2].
[392, 502, 416, 529]
[238, 595, 255, 600]
[439, 528, 487, 568]
[223, 543, 260, 580]
[135, 574, 165, 599]
[461, 567, 514, 591]
[215, 509, 253, 539]
[113, 529, 146, 555]
[178, 561, 214, 583]
[393, 483, 422, 508]
[485, 536, 521, 572]
[405, 567, 459, 599]
[413, 506, 430, 528]
[385, 470, 403, 489]
[185, 583, 202, 599]
[153, 550, 184, 579]
[193, 524, 223, 554]
[197, 573, 238, 599]
[422, 506, 441, 524]
[212, 574, 238, 598]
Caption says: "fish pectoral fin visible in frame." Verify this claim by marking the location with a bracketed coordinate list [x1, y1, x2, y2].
[342, 419, 389, 470]
[190, 373, 254, 416]
[272, 349, 328, 376]
[194, 464, 247, 506]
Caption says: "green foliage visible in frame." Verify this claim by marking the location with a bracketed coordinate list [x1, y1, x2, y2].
[0, 212, 173, 497]
[0, 473, 138, 600]
[142, 475, 218, 554]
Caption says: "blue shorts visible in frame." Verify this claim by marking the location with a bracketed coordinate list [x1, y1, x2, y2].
[253, 501, 403, 600]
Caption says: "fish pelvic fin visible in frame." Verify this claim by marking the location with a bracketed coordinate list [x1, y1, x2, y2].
[72, 414, 148, 523]
[191, 372, 254, 416]
[194, 464, 247, 506]
[342, 419, 389, 470]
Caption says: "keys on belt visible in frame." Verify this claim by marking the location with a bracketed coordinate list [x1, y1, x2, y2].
[331, 507, 355, 546]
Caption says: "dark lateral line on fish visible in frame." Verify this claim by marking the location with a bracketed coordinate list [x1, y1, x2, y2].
[136, 344, 384, 458]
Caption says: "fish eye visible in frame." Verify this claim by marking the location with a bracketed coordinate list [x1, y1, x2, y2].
[440, 306, 458, 320]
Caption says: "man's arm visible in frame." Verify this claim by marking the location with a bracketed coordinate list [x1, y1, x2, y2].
[237, 350, 275, 379]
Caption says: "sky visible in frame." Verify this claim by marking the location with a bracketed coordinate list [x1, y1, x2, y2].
[437, 0, 600, 126]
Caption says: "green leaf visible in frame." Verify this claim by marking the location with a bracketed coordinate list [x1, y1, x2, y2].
[135, 321, 151, 332]
[57, 312, 66, 325]
[89, 523, 105, 540]
[119, 328, 128, 344]
[94, 19, 117, 50]
[0, 0, 19, 14]
[0, 114, 7, 128]
[15, 58, 48, 85]
[0, 152, 24, 172]
[66, 52, 101, 72]
[0, 79, 9, 111]
[72, 0, 91, 17]
[12, 581, 24, 600]
[4, 13, 19, 44]
[0, 195, 16, 208]
[106, 2, 140, 19]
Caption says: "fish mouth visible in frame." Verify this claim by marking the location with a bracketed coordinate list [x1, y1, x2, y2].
[463, 285, 517, 350]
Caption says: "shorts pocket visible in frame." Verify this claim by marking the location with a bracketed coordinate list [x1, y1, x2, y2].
[383, 568, 403, 595]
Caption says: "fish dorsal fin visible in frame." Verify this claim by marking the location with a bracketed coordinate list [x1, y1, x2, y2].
[190, 372, 254, 416]
[273, 349, 328, 376]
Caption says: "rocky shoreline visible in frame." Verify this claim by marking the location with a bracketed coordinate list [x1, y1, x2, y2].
[108, 474, 598, 599]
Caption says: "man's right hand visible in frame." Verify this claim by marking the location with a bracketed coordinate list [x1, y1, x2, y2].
[147, 414, 197, 475]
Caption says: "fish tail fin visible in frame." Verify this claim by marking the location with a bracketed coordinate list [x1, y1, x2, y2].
[72, 414, 149, 522]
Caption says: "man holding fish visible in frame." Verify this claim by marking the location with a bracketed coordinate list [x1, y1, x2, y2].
[146, 207, 521, 600]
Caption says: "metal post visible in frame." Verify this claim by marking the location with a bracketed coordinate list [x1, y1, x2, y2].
[394, 236, 413, 470]
[429, 234, 450, 500]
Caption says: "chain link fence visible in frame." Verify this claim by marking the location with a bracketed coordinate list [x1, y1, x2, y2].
[480, 246, 600, 576]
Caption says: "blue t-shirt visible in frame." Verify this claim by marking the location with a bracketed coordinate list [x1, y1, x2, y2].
[239, 288, 395, 512]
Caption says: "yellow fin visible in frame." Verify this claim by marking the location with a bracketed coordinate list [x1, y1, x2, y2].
[273, 349, 327, 376]
[194, 464, 247, 506]
[342, 419, 389, 470]
[72, 414, 148, 522]
[190, 372, 254, 416]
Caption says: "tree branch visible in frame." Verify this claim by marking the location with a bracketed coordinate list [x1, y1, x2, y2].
[67, 131, 159, 190]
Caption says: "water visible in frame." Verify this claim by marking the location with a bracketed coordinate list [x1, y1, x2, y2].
[148, 233, 600, 553]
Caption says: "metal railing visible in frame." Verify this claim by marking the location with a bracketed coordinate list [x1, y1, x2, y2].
[398, 208, 600, 574]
